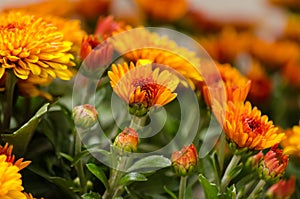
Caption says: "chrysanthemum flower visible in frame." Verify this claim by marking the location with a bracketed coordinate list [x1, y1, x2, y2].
[108, 59, 179, 117]
[136, 0, 188, 21]
[0, 155, 26, 199]
[281, 122, 300, 157]
[0, 143, 31, 170]
[202, 63, 251, 106]
[75, 0, 110, 20]
[0, 11, 75, 80]
[111, 27, 202, 88]
[214, 101, 284, 150]
[284, 14, 300, 42]
[114, 127, 139, 152]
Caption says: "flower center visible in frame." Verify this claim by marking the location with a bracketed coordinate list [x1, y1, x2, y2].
[242, 115, 263, 134]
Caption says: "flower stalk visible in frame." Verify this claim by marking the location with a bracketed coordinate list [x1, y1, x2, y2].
[221, 154, 241, 192]
[179, 176, 188, 199]
[247, 179, 266, 199]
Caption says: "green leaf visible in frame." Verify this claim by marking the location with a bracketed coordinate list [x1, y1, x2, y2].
[60, 152, 74, 162]
[82, 192, 102, 199]
[119, 172, 147, 186]
[199, 174, 219, 199]
[163, 185, 177, 199]
[127, 155, 171, 172]
[86, 163, 109, 189]
[1, 103, 50, 156]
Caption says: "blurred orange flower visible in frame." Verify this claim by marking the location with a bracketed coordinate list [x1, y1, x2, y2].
[202, 63, 251, 106]
[136, 0, 188, 21]
[214, 101, 284, 150]
[266, 176, 296, 199]
[246, 60, 272, 104]
[281, 122, 300, 157]
[282, 60, 300, 88]
[75, 0, 110, 20]
[108, 60, 179, 116]
[111, 27, 202, 88]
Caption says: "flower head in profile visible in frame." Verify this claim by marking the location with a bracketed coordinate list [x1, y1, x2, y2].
[108, 59, 179, 117]
[171, 144, 198, 176]
[258, 144, 289, 182]
[73, 104, 99, 129]
[214, 101, 284, 151]
[0, 155, 26, 199]
[202, 62, 251, 107]
[281, 121, 300, 157]
[0, 11, 75, 80]
[0, 143, 31, 170]
[114, 127, 139, 152]
[111, 27, 202, 88]
[266, 175, 296, 199]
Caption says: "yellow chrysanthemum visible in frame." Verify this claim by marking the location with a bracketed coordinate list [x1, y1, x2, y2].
[111, 27, 202, 88]
[23, 192, 44, 199]
[43, 15, 87, 55]
[0, 155, 26, 199]
[202, 62, 251, 106]
[214, 101, 284, 150]
[0, 11, 75, 80]
[281, 122, 300, 157]
[108, 59, 179, 116]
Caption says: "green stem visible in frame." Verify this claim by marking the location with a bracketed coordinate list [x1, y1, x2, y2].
[2, 71, 17, 132]
[247, 179, 266, 199]
[74, 130, 87, 194]
[221, 154, 241, 192]
[179, 176, 188, 199]
[129, 115, 147, 130]
[217, 133, 226, 173]
[236, 180, 255, 199]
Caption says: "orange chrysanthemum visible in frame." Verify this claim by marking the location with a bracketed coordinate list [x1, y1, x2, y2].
[282, 60, 300, 88]
[0, 143, 31, 170]
[108, 60, 179, 116]
[6, 0, 75, 18]
[111, 27, 202, 88]
[284, 14, 300, 42]
[202, 62, 251, 106]
[0, 11, 75, 80]
[214, 101, 284, 150]
[0, 155, 26, 199]
[281, 122, 300, 157]
[136, 0, 188, 21]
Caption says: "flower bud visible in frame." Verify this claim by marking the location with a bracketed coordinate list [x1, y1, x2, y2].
[171, 144, 198, 176]
[114, 127, 139, 152]
[258, 144, 289, 183]
[73, 104, 98, 129]
[266, 176, 295, 199]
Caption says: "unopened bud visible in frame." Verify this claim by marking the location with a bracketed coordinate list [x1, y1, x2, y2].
[114, 127, 139, 152]
[73, 104, 98, 129]
[171, 144, 198, 176]
[266, 176, 295, 199]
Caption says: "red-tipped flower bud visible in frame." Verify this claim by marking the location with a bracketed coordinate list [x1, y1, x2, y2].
[114, 127, 139, 152]
[258, 144, 289, 182]
[171, 144, 198, 176]
[73, 104, 98, 129]
[266, 176, 295, 199]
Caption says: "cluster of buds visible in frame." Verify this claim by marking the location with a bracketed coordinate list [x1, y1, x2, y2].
[72, 104, 99, 129]
[256, 144, 289, 183]
[113, 127, 139, 153]
[171, 144, 198, 176]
